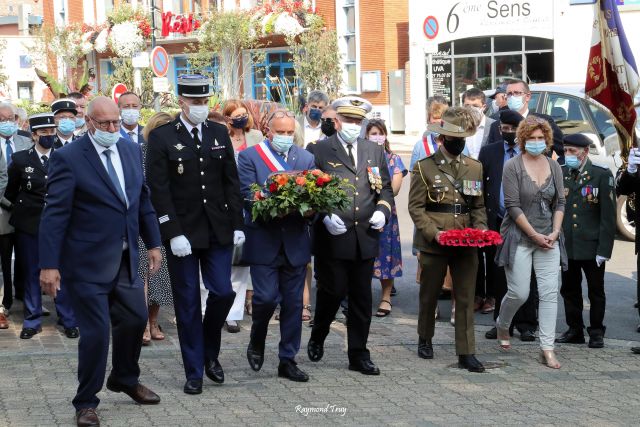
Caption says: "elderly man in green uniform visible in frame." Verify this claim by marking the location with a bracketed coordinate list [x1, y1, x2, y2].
[556, 133, 615, 348]
[408, 106, 487, 372]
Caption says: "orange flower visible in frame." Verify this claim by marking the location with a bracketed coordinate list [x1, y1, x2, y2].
[295, 176, 306, 186]
[276, 174, 289, 187]
[253, 190, 264, 200]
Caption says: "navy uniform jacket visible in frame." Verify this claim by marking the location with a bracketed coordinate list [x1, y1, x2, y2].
[38, 135, 161, 284]
[237, 143, 315, 267]
[562, 159, 615, 260]
[53, 134, 77, 149]
[618, 167, 640, 253]
[145, 116, 243, 248]
[307, 135, 393, 260]
[5, 148, 50, 235]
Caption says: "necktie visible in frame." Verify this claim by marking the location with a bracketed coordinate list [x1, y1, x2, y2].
[192, 128, 201, 150]
[127, 131, 135, 143]
[507, 148, 515, 159]
[451, 159, 459, 175]
[41, 155, 48, 169]
[346, 143, 355, 167]
[5, 139, 13, 166]
[102, 149, 126, 204]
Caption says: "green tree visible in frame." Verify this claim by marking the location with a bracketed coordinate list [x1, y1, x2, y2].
[105, 58, 156, 107]
[286, 26, 343, 99]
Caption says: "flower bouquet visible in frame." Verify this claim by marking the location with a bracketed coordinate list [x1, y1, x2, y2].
[249, 169, 353, 222]
[437, 228, 503, 247]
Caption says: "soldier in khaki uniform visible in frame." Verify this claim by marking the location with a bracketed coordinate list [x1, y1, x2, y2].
[408, 107, 487, 372]
[557, 133, 615, 348]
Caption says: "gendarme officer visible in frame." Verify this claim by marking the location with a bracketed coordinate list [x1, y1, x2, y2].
[51, 98, 78, 148]
[146, 74, 245, 395]
[557, 133, 615, 348]
[408, 106, 487, 372]
[306, 96, 394, 375]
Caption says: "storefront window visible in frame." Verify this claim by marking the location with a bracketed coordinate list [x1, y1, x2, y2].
[454, 37, 490, 55]
[494, 36, 522, 52]
[252, 51, 297, 103]
[173, 55, 220, 94]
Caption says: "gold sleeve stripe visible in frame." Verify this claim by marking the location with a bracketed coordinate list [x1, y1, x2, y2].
[377, 200, 392, 211]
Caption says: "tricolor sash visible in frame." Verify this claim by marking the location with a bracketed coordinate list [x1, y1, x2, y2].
[422, 133, 438, 157]
[255, 141, 292, 172]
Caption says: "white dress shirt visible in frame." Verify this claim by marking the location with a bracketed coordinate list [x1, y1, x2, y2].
[465, 115, 486, 160]
[303, 116, 322, 148]
[89, 133, 129, 208]
[36, 147, 51, 165]
[337, 133, 357, 166]
[121, 125, 139, 144]
[57, 133, 74, 145]
[0, 137, 15, 162]
[180, 115, 203, 143]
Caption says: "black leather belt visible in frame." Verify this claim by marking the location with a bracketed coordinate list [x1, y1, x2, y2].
[425, 203, 470, 214]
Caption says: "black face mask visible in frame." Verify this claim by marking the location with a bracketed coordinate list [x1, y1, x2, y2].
[321, 119, 336, 137]
[443, 137, 466, 156]
[37, 134, 56, 149]
[502, 132, 517, 146]
[231, 116, 249, 129]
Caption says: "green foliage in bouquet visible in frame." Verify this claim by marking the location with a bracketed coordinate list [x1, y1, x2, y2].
[249, 169, 353, 222]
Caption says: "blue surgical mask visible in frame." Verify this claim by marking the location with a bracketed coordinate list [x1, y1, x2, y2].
[339, 122, 361, 144]
[38, 134, 56, 149]
[271, 134, 294, 154]
[308, 108, 322, 122]
[75, 117, 86, 128]
[0, 121, 17, 137]
[58, 118, 76, 135]
[565, 155, 582, 169]
[524, 140, 546, 156]
[507, 95, 524, 111]
[92, 129, 120, 147]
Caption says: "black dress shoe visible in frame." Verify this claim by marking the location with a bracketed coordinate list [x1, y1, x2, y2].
[65, 327, 80, 339]
[278, 360, 309, 382]
[485, 327, 497, 339]
[76, 408, 100, 426]
[458, 354, 485, 373]
[417, 338, 433, 359]
[20, 327, 41, 339]
[555, 328, 585, 344]
[307, 339, 324, 362]
[183, 379, 203, 395]
[587, 328, 604, 348]
[205, 359, 224, 383]
[247, 341, 264, 372]
[348, 359, 380, 375]
[631, 347, 640, 354]
[105, 377, 160, 404]
[636, 324, 640, 333]
[519, 330, 536, 342]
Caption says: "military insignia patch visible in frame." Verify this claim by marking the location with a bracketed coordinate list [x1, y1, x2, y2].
[214, 139, 219, 146]
[328, 162, 342, 168]
[174, 143, 186, 151]
[25, 167, 34, 173]
[178, 163, 184, 175]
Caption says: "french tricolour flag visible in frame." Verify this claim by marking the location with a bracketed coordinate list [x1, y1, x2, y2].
[585, 0, 639, 146]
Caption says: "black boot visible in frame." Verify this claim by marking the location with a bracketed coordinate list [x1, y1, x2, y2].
[587, 327, 605, 348]
[555, 328, 585, 344]
[417, 338, 433, 359]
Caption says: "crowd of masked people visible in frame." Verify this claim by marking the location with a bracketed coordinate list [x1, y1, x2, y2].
[0, 74, 638, 426]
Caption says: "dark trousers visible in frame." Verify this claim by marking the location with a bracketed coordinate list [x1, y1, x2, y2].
[310, 256, 375, 363]
[16, 231, 76, 329]
[418, 250, 477, 355]
[561, 259, 606, 331]
[69, 252, 147, 410]
[165, 243, 235, 381]
[0, 232, 19, 308]
[250, 251, 306, 361]
[475, 248, 496, 299]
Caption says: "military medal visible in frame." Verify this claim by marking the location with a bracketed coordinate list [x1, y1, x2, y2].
[367, 166, 382, 194]
[26, 181, 31, 190]
[177, 157, 184, 175]
[593, 187, 599, 204]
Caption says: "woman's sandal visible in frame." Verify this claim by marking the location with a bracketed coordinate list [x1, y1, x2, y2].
[497, 326, 511, 350]
[142, 324, 151, 346]
[539, 350, 561, 369]
[375, 299, 392, 317]
[150, 321, 165, 340]
[302, 304, 312, 321]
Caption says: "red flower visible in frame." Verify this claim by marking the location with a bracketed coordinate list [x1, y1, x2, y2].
[438, 228, 502, 247]
[316, 178, 325, 187]
[254, 190, 264, 200]
[269, 182, 278, 193]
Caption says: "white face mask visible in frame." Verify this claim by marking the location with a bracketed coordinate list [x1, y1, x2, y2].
[120, 108, 141, 126]
[186, 104, 209, 125]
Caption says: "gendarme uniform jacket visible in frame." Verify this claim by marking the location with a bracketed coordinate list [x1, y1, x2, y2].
[53, 134, 77, 149]
[145, 116, 243, 248]
[408, 148, 487, 255]
[307, 135, 394, 260]
[562, 158, 615, 260]
[5, 147, 50, 235]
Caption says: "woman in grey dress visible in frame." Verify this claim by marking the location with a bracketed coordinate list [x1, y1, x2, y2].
[139, 112, 175, 344]
[494, 116, 566, 369]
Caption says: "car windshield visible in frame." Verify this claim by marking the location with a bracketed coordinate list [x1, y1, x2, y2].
[587, 102, 617, 140]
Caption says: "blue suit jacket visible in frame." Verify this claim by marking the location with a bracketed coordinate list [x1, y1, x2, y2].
[478, 141, 508, 232]
[237, 143, 315, 267]
[39, 134, 161, 284]
[120, 125, 145, 144]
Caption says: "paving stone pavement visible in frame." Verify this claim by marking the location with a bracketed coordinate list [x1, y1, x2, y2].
[1, 304, 640, 426]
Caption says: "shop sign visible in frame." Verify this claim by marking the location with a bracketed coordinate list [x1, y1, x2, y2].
[161, 12, 202, 37]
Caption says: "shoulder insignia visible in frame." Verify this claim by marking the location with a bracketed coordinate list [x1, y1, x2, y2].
[174, 143, 186, 151]
[25, 166, 34, 173]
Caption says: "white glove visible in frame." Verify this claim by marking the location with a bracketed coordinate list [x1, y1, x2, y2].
[369, 210, 386, 230]
[323, 214, 347, 235]
[233, 230, 245, 245]
[595, 255, 608, 267]
[627, 148, 640, 173]
[170, 235, 192, 257]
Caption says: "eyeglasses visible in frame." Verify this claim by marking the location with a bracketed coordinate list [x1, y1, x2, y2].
[90, 117, 121, 130]
[268, 111, 295, 122]
[506, 91, 529, 97]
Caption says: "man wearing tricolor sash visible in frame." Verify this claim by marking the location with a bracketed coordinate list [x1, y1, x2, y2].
[238, 110, 315, 382]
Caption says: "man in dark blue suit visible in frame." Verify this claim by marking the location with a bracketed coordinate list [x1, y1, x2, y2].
[479, 110, 537, 341]
[238, 110, 315, 382]
[118, 92, 145, 144]
[39, 97, 163, 427]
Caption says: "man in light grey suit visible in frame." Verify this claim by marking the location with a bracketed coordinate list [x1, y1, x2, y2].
[462, 88, 495, 161]
[0, 102, 33, 317]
